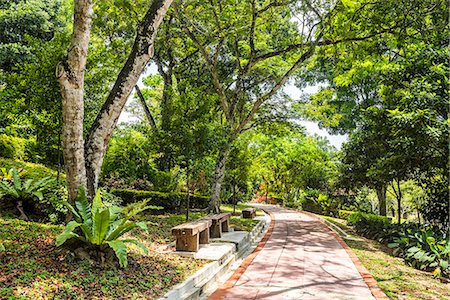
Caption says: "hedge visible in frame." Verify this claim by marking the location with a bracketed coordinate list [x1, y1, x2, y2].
[338, 209, 355, 220]
[347, 212, 393, 241]
[110, 188, 209, 210]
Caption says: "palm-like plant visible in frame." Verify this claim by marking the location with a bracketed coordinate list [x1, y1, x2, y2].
[56, 188, 153, 268]
[0, 168, 54, 220]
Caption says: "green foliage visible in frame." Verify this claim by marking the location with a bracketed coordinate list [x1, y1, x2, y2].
[110, 189, 209, 211]
[347, 212, 392, 241]
[57, 188, 153, 268]
[0, 135, 26, 160]
[0, 242, 4, 252]
[338, 209, 354, 220]
[388, 227, 450, 277]
[300, 191, 340, 217]
[0, 167, 54, 203]
[0, 0, 67, 70]
[347, 211, 450, 278]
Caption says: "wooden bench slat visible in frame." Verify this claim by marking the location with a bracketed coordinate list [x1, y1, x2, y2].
[171, 219, 211, 236]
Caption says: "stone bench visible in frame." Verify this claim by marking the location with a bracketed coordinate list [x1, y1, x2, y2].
[172, 219, 212, 252]
[203, 213, 231, 238]
[242, 207, 256, 219]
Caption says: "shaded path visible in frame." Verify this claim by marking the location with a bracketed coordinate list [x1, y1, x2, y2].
[209, 205, 376, 300]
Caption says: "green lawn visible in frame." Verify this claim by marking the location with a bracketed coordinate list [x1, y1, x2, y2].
[320, 215, 450, 299]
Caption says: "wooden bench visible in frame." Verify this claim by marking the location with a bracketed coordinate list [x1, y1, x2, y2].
[242, 207, 256, 219]
[203, 213, 231, 238]
[171, 219, 212, 252]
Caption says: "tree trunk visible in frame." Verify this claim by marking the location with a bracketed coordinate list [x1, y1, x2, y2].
[208, 146, 230, 213]
[155, 52, 173, 131]
[135, 85, 156, 128]
[396, 179, 402, 224]
[84, 0, 173, 198]
[57, 0, 92, 202]
[375, 185, 387, 216]
[232, 181, 236, 214]
[185, 167, 190, 222]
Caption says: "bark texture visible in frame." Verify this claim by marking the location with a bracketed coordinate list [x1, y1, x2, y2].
[57, 0, 92, 202]
[376, 185, 387, 216]
[209, 146, 230, 213]
[84, 0, 173, 198]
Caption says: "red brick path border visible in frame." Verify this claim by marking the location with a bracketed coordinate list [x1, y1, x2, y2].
[302, 211, 389, 300]
[208, 210, 276, 300]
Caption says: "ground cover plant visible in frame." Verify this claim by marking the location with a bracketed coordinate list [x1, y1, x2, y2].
[344, 211, 450, 277]
[0, 202, 262, 298]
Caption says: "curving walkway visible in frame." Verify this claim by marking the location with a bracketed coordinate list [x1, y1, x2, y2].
[209, 204, 376, 300]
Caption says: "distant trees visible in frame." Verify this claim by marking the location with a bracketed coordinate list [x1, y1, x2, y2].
[301, 0, 448, 224]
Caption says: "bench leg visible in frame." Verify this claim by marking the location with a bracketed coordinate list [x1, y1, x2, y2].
[210, 222, 221, 238]
[175, 234, 199, 252]
[221, 219, 229, 232]
[199, 228, 209, 244]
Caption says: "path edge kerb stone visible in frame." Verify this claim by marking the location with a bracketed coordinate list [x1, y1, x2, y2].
[302, 211, 389, 300]
[208, 208, 276, 300]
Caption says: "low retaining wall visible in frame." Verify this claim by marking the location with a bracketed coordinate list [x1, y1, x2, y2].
[160, 213, 271, 300]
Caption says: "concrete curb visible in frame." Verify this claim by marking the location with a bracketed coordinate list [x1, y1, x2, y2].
[159, 212, 271, 300]
[302, 211, 389, 300]
[207, 207, 275, 300]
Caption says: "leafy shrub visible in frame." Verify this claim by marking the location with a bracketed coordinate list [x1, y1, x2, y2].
[301, 190, 340, 217]
[0, 242, 4, 251]
[0, 134, 26, 160]
[0, 158, 60, 179]
[388, 226, 450, 277]
[110, 188, 209, 210]
[346, 211, 450, 278]
[56, 188, 152, 268]
[338, 209, 355, 220]
[24, 140, 62, 166]
[0, 167, 55, 220]
[347, 212, 393, 241]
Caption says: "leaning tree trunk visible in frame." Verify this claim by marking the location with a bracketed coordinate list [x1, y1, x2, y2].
[57, 0, 92, 203]
[209, 145, 230, 213]
[84, 0, 173, 198]
[375, 185, 387, 216]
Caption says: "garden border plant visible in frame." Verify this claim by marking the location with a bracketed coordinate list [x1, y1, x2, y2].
[56, 188, 160, 268]
[344, 211, 450, 278]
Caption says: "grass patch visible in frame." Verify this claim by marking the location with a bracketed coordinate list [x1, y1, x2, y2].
[320, 215, 450, 299]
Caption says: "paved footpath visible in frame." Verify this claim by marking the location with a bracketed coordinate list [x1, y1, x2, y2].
[210, 204, 375, 300]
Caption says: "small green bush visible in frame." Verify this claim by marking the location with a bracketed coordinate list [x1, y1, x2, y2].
[347, 212, 393, 241]
[301, 190, 340, 217]
[110, 189, 209, 210]
[0, 135, 27, 160]
[57, 188, 152, 268]
[338, 209, 355, 220]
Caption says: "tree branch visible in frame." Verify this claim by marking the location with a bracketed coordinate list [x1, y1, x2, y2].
[174, 3, 231, 120]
